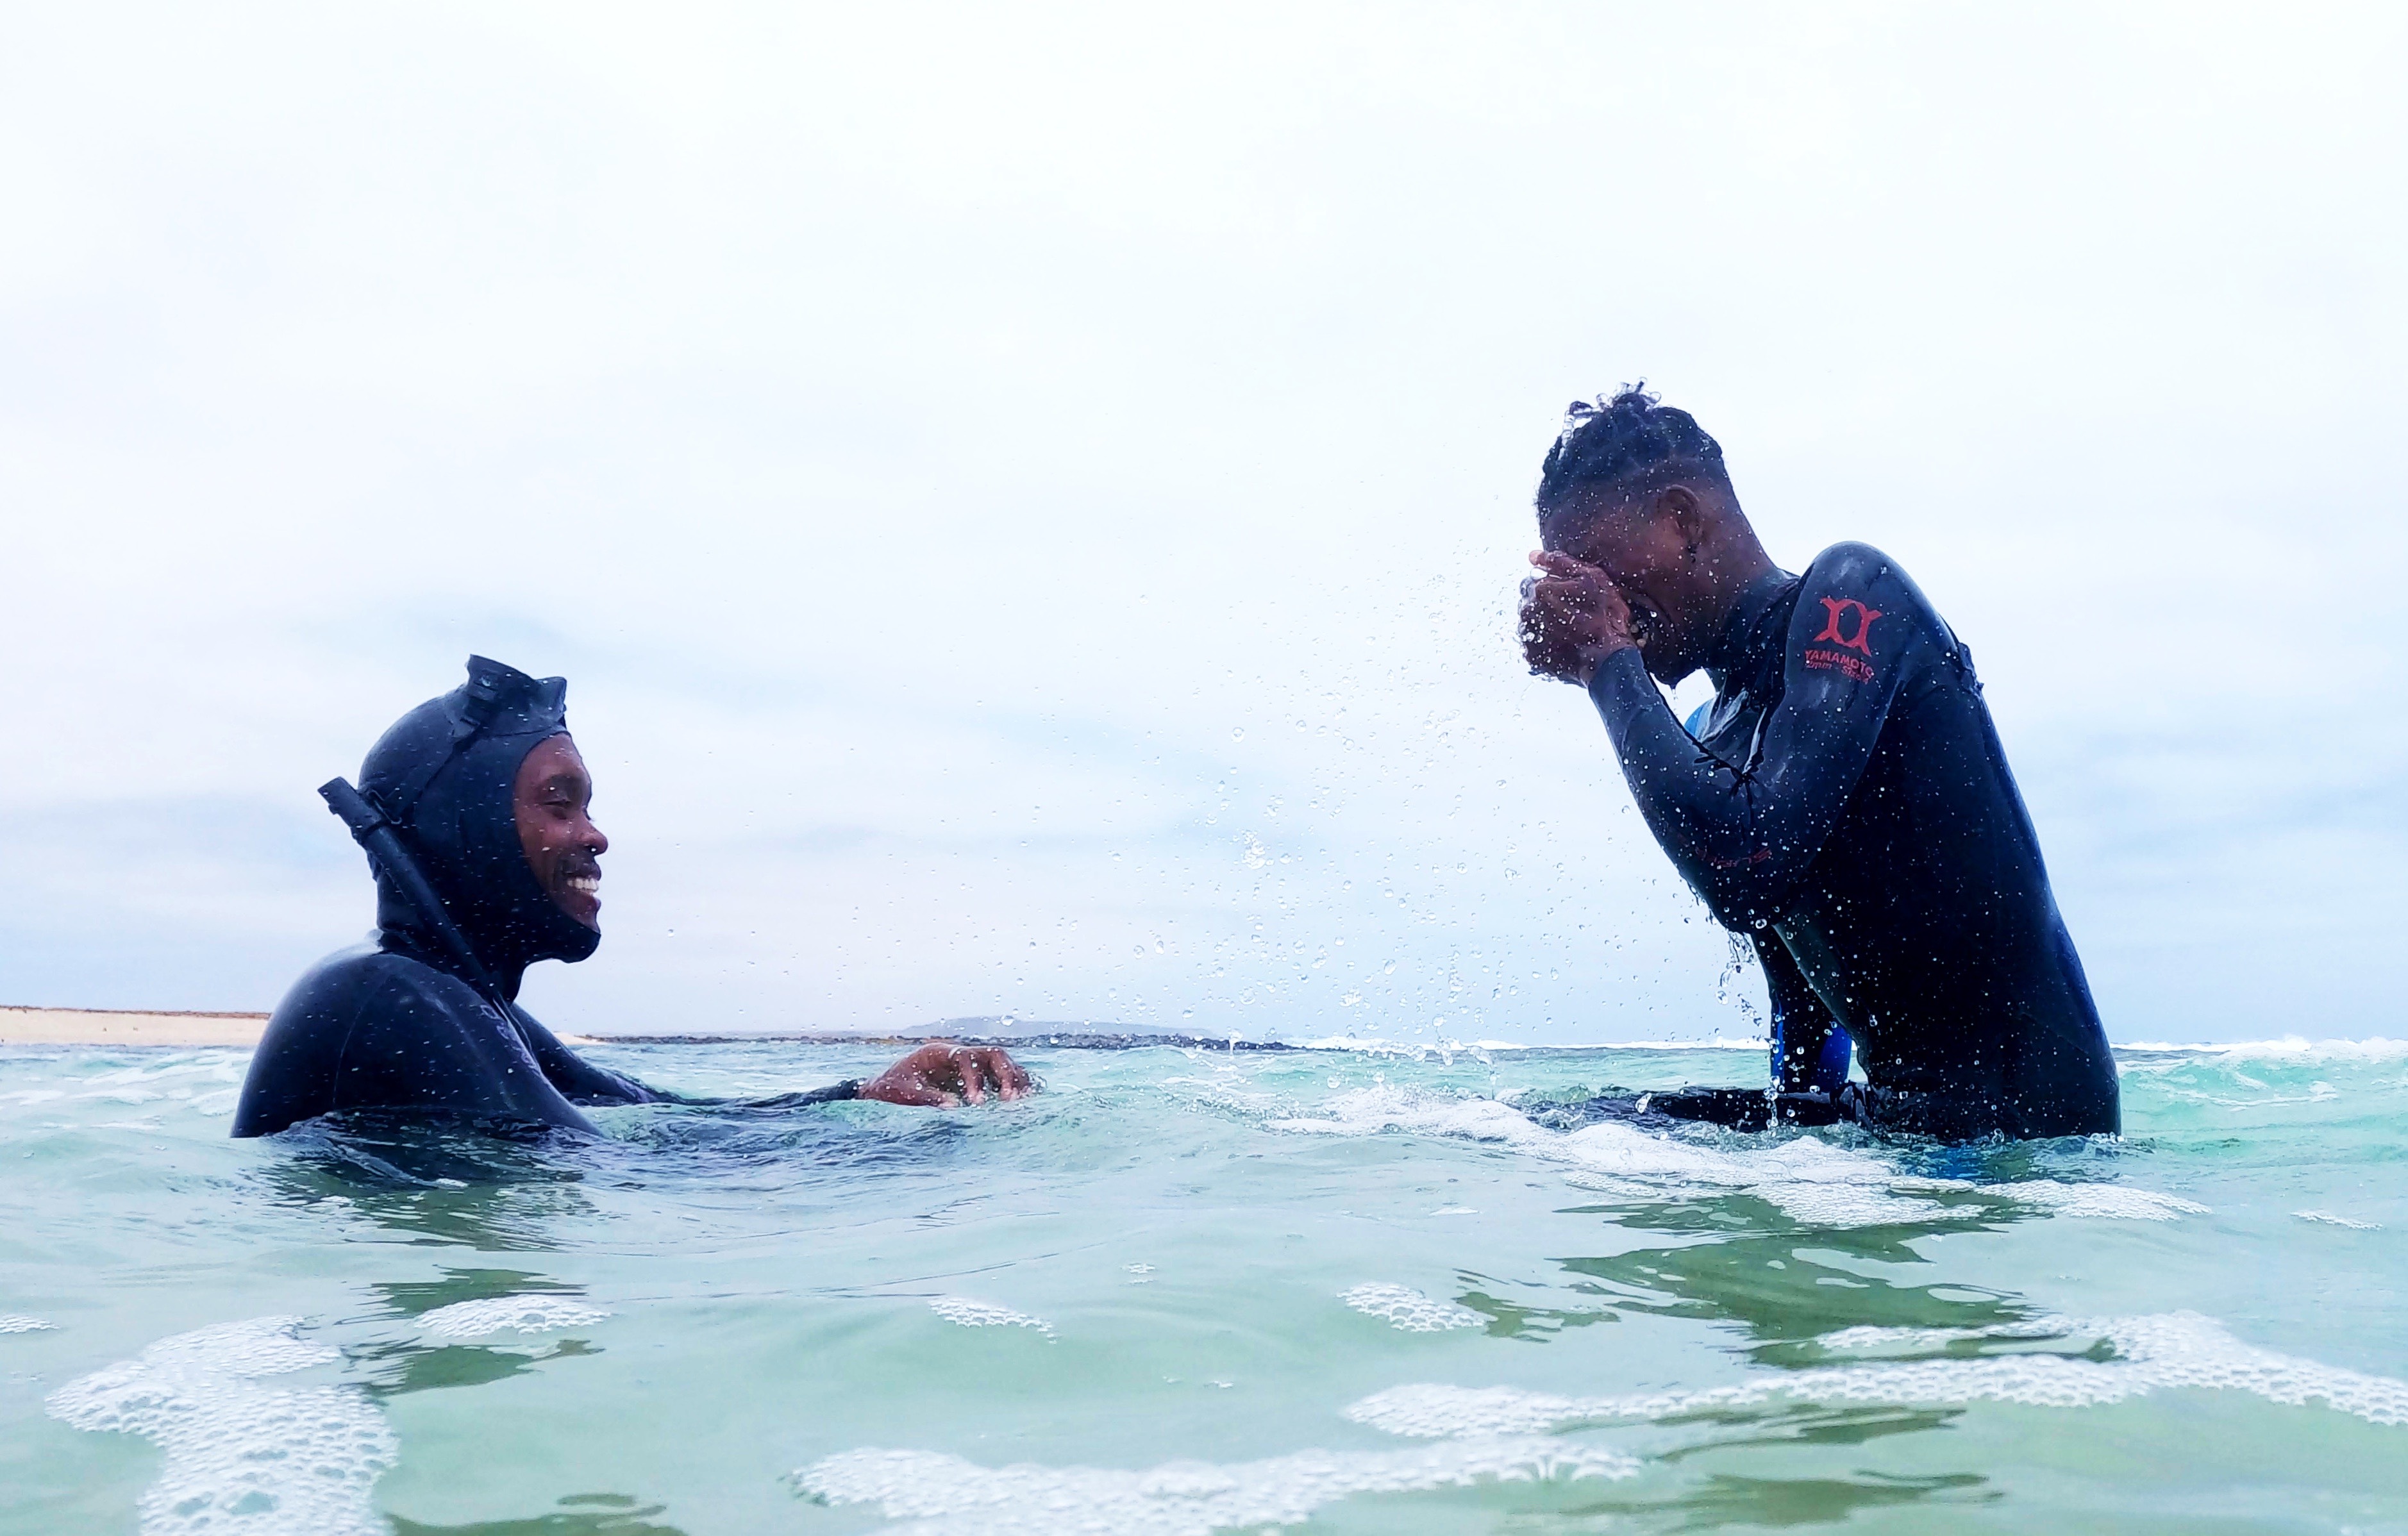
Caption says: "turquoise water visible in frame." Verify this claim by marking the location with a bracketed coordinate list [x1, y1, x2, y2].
[2, 1039, 2404, 1534]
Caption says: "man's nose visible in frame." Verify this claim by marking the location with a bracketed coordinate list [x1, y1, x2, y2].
[584, 820, 609, 856]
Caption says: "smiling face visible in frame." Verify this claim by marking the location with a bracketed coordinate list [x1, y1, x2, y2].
[514, 734, 607, 930]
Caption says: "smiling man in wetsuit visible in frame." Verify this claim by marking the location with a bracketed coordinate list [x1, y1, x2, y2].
[1517, 388, 2118, 1141]
[233, 657, 1032, 1139]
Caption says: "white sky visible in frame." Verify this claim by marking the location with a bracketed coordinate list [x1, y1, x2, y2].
[3, 3, 2402, 1046]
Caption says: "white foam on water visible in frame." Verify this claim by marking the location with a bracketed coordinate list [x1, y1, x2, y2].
[1973, 1180, 2209, 1221]
[1343, 1283, 1484, 1333]
[794, 1437, 1636, 1535]
[2295, 1210, 2383, 1230]
[417, 1296, 609, 1339]
[1273, 1087, 1940, 1226]
[1562, 1118, 1948, 1225]
[1289, 1035, 1766, 1055]
[1347, 1311, 2408, 1438]
[1, 1314, 56, 1333]
[928, 1297, 1055, 1337]
[46, 1315, 396, 1536]
[1271, 1085, 1543, 1145]
[1275, 1087, 2211, 1229]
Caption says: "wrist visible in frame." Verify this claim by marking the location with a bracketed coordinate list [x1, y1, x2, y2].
[1575, 635, 1639, 686]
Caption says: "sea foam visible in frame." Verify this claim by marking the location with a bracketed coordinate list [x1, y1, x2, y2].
[1347, 1312, 2408, 1437]
[1271, 1087, 2198, 1228]
[2295, 1210, 2383, 1231]
[47, 1315, 397, 1536]
[928, 1297, 1055, 1337]
[1342, 1283, 1484, 1333]
[794, 1437, 1635, 1535]
[418, 1296, 610, 1339]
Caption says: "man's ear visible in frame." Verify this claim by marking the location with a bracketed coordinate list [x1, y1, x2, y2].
[1654, 483, 1707, 549]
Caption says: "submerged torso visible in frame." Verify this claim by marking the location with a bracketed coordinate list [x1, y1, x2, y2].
[230, 936, 656, 1139]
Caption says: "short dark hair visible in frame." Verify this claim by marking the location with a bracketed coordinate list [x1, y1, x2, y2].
[1535, 383, 1727, 518]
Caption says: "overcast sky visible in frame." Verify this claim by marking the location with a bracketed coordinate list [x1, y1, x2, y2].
[4, 3, 2402, 1046]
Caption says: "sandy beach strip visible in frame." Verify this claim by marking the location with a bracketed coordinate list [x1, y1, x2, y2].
[1, 1006, 267, 1047]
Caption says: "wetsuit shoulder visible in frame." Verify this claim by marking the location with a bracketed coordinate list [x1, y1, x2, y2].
[1588, 540, 1947, 931]
[231, 944, 424, 1137]
[1792, 542, 1957, 662]
[231, 944, 598, 1138]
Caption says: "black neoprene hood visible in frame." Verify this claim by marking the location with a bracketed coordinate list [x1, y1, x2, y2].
[356, 655, 599, 991]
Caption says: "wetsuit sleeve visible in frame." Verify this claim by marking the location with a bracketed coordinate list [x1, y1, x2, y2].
[714, 1083, 864, 1108]
[508, 1006, 666, 1105]
[508, 1008, 864, 1108]
[1587, 543, 1934, 930]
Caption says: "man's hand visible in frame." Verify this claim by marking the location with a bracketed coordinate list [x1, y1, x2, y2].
[858, 1043, 1036, 1107]
[1519, 551, 1637, 686]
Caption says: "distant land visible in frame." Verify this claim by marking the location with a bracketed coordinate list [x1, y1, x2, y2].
[0, 1006, 269, 1047]
[0, 1008, 1291, 1051]
[581, 1017, 1296, 1051]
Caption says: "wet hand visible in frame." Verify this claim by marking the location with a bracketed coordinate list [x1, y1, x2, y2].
[858, 1043, 1037, 1107]
[1519, 550, 1637, 685]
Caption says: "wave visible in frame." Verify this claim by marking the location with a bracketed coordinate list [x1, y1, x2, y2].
[1267, 1087, 2205, 1228]
[2114, 1037, 2408, 1062]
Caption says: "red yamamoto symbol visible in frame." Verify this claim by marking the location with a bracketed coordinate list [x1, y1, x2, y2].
[1814, 597, 1884, 656]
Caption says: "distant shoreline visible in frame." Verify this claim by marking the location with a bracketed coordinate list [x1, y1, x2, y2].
[6, 1007, 2388, 1059]
[0, 1008, 1296, 1053]
[0, 1006, 271, 1046]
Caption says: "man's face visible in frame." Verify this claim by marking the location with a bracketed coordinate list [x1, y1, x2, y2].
[1540, 485, 1720, 683]
[514, 735, 606, 930]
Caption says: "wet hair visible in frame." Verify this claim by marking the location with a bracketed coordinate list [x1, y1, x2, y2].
[1535, 383, 1728, 519]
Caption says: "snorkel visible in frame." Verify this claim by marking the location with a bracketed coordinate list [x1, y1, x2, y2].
[319, 775, 504, 1005]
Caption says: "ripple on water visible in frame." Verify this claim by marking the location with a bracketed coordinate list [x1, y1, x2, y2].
[794, 1438, 1636, 1535]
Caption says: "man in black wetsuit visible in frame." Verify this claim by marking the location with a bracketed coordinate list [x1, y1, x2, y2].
[233, 657, 1032, 1139]
[1517, 388, 2118, 1140]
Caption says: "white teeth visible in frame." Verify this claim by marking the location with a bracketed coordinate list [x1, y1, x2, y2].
[565, 876, 600, 894]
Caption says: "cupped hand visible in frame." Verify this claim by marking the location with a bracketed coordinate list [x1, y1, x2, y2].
[1518, 550, 1637, 685]
[858, 1043, 1036, 1107]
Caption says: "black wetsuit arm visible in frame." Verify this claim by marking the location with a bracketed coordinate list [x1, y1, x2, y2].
[508, 1009, 864, 1108]
[710, 1083, 864, 1108]
[508, 1006, 666, 1105]
[1587, 544, 1932, 929]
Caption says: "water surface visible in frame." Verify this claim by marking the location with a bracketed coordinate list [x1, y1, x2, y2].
[2, 1039, 2402, 1533]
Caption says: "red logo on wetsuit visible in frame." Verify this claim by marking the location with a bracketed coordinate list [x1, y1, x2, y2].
[1805, 597, 1882, 683]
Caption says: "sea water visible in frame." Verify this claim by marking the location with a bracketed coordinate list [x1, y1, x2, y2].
[1, 1038, 2403, 1535]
